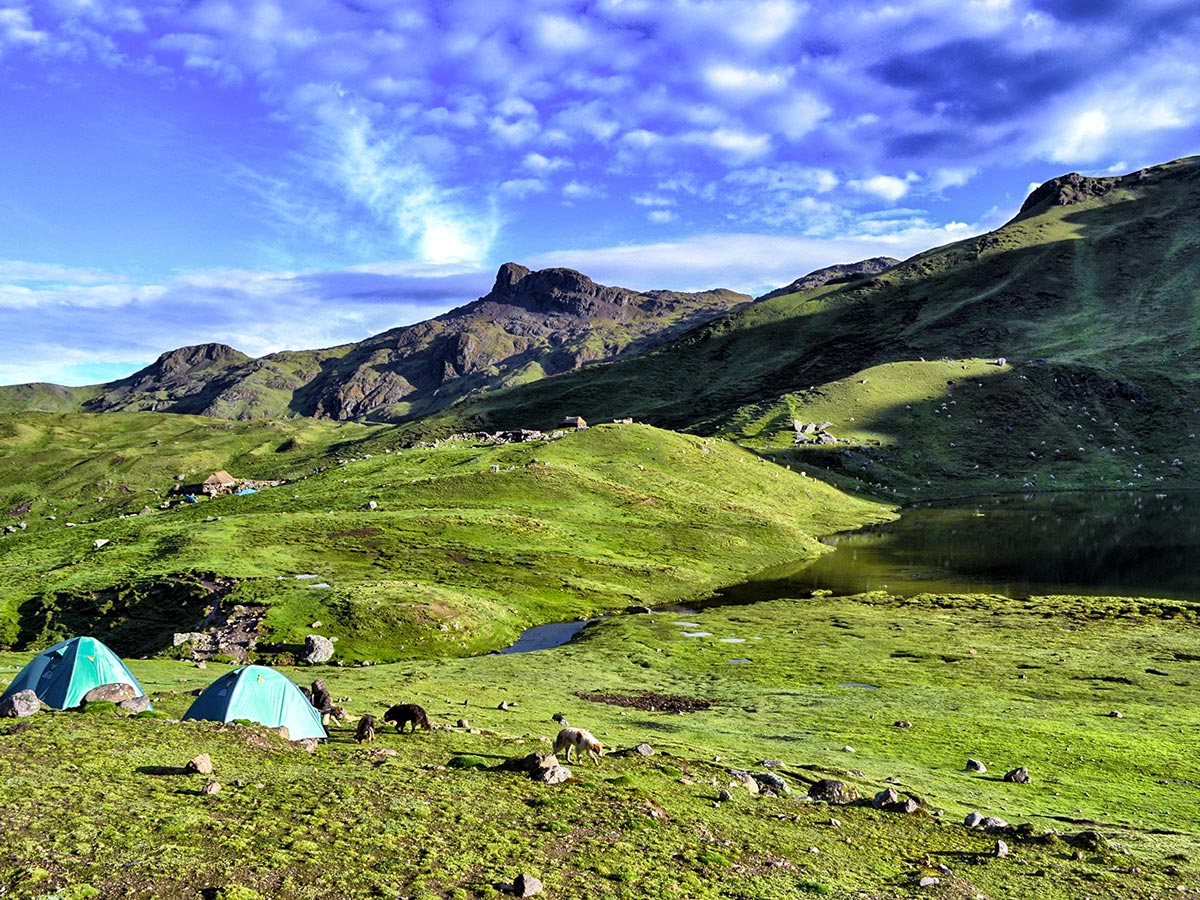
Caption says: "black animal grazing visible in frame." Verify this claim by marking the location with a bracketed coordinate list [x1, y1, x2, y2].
[383, 703, 431, 733]
[355, 715, 377, 744]
[311, 679, 333, 713]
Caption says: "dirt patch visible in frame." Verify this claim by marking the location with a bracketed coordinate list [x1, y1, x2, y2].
[574, 690, 712, 713]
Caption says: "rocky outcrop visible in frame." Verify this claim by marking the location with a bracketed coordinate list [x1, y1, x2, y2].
[758, 257, 900, 301]
[1019, 172, 1120, 215]
[32, 264, 749, 424]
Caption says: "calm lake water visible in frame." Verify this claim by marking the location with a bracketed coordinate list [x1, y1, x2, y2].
[712, 491, 1200, 604]
[502, 491, 1200, 652]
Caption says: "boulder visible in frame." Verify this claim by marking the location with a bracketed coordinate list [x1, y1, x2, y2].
[981, 816, 1010, 831]
[808, 779, 858, 804]
[0, 689, 40, 718]
[296, 738, 319, 753]
[1003, 766, 1031, 784]
[118, 696, 151, 714]
[995, 839, 1009, 858]
[887, 797, 922, 814]
[202, 781, 221, 795]
[729, 771, 759, 795]
[754, 771, 790, 794]
[630, 742, 654, 756]
[513, 874, 543, 898]
[496, 753, 557, 774]
[964, 811, 984, 828]
[718, 789, 733, 802]
[532, 765, 572, 785]
[301, 634, 335, 665]
[626, 605, 652, 614]
[83, 682, 138, 704]
[186, 754, 214, 775]
[965, 758, 987, 773]
[873, 787, 899, 809]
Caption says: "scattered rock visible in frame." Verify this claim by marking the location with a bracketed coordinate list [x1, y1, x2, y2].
[498, 701, 509, 711]
[995, 839, 1010, 858]
[456, 718, 469, 729]
[873, 787, 899, 809]
[363, 500, 378, 510]
[118, 696, 151, 714]
[841, 745, 856, 753]
[754, 771, 790, 794]
[1003, 766, 1031, 784]
[981, 816, 1010, 832]
[551, 712, 568, 724]
[195, 661, 207, 669]
[532, 765, 572, 785]
[301, 634, 335, 665]
[297, 738, 319, 753]
[0, 689, 40, 718]
[626, 605, 652, 614]
[202, 781, 221, 795]
[808, 780, 859, 804]
[718, 789, 733, 802]
[1108, 710, 1124, 718]
[83, 682, 138, 704]
[964, 812, 984, 828]
[965, 758, 987, 773]
[893, 720, 913, 728]
[92, 538, 110, 549]
[918, 876, 940, 887]
[186, 754, 214, 775]
[631, 742, 654, 756]
[889, 797, 922, 814]
[496, 753, 559, 774]
[513, 874, 543, 898]
[729, 771, 759, 795]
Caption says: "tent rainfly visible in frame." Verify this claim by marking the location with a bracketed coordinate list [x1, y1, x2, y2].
[183, 665, 326, 741]
[0, 636, 150, 710]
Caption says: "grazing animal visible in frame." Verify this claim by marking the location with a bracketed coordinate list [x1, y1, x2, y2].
[383, 703, 432, 733]
[311, 679, 333, 713]
[355, 715, 376, 744]
[553, 727, 603, 765]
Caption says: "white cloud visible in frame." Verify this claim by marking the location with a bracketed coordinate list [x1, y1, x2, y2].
[522, 152, 570, 173]
[686, 127, 772, 163]
[647, 209, 677, 224]
[563, 180, 605, 201]
[498, 178, 547, 198]
[534, 13, 592, 52]
[704, 64, 791, 95]
[849, 174, 916, 203]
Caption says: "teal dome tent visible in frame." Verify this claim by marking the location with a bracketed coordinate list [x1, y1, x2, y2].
[0, 636, 150, 710]
[183, 665, 326, 741]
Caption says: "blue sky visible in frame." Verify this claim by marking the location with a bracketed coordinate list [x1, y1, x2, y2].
[1, 0, 1197, 385]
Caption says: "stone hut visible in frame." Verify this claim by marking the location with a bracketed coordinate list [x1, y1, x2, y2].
[561, 416, 588, 429]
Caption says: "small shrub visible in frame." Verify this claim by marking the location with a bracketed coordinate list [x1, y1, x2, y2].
[214, 886, 263, 900]
[447, 755, 489, 770]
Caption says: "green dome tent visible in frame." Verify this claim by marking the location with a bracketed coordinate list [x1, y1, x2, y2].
[0, 636, 150, 710]
[183, 665, 326, 741]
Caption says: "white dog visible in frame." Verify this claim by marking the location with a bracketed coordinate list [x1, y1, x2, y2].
[553, 727, 603, 765]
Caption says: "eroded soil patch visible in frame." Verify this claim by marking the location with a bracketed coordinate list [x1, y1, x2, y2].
[574, 690, 712, 713]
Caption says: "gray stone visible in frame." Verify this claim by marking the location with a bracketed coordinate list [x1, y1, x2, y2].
[1108, 710, 1124, 718]
[964, 811, 984, 828]
[301, 633, 335, 664]
[893, 720, 913, 728]
[0, 689, 40, 718]
[754, 771, 790, 794]
[888, 797, 922, 814]
[718, 789, 733, 802]
[552, 712, 568, 725]
[118, 695, 151, 714]
[966, 758, 987, 773]
[513, 874, 543, 898]
[456, 718, 469, 728]
[808, 779, 858, 804]
[981, 816, 1010, 831]
[626, 605, 652, 614]
[874, 787, 899, 809]
[729, 771, 759, 795]
[498, 701, 509, 711]
[631, 742, 654, 756]
[532, 765, 572, 785]
[202, 781, 221, 795]
[297, 738, 319, 753]
[92, 538, 110, 549]
[1003, 766, 1031, 784]
[83, 682, 138, 704]
[995, 839, 1009, 858]
[918, 876, 940, 887]
[186, 754, 214, 775]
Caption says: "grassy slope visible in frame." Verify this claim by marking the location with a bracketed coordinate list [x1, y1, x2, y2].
[403, 157, 1200, 499]
[1, 590, 1197, 899]
[0, 413, 890, 657]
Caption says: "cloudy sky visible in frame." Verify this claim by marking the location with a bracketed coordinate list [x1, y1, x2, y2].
[1, 0, 1197, 385]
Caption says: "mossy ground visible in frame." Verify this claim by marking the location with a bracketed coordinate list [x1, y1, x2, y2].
[2, 590, 1197, 899]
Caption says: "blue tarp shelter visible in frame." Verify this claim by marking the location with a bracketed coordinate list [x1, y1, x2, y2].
[0, 636, 150, 710]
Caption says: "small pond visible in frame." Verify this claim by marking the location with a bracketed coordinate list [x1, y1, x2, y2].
[712, 491, 1200, 605]
[499, 619, 594, 654]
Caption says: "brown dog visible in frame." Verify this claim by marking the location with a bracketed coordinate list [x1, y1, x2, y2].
[355, 714, 376, 743]
[383, 703, 431, 733]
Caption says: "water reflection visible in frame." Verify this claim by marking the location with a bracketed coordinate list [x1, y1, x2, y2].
[712, 491, 1200, 604]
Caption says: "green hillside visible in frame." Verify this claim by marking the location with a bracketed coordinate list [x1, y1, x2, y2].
[407, 157, 1200, 498]
[0, 413, 890, 658]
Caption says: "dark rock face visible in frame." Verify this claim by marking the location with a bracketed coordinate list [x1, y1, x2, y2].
[758, 257, 901, 301]
[1019, 172, 1120, 215]
[808, 779, 859, 804]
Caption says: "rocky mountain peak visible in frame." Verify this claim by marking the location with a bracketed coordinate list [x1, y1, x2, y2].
[757, 257, 901, 301]
[1018, 172, 1120, 215]
[492, 262, 533, 294]
[149, 343, 249, 377]
[477, 264, 632, 317]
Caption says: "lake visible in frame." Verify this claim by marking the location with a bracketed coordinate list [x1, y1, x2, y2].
[711, 490, 1200, 605]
